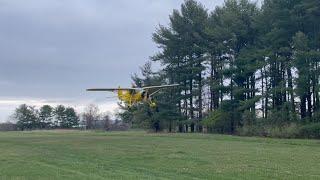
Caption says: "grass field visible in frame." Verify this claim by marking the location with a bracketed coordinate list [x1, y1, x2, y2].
[0, 131, 320, 180]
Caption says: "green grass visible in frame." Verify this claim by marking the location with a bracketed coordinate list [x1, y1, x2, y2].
[0, 131, 320, 180]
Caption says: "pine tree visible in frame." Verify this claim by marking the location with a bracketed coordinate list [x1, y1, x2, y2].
[38, 105, 54, 129]
[54, 105, 66, 128]
[14, 104, 38, 130]
[64, 107, 79, 128]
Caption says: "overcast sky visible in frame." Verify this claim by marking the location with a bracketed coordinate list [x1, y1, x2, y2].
[0, 0, 225, 122]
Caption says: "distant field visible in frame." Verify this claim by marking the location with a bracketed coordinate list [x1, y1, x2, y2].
[0, 131, 320, 180]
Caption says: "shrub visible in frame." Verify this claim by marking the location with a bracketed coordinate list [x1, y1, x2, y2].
[237, 123, 300, 138]
[202, 109, 232, 134]
[237, 125, 264, 137]
[0, 123, 17, 131]
[311, 111, 320, 123]
[241, 110, 256, 126]
[266, 124, 299, 138]
[281, 124, 300, 138]
[298, 123, 320, 139]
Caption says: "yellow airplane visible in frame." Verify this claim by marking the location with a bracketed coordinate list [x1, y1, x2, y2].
[87, 84, 179, 108]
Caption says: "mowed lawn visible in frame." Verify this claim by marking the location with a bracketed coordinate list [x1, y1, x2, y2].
[0, 131, 320, 180]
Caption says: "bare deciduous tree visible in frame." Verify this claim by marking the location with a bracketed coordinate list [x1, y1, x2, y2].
[82, 104, 100, 129]
[102, 113, 111, 131]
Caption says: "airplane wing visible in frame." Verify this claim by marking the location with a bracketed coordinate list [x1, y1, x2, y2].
[87, 84, 179, 92]
[87, 88, 141, 92]
[142, 84, 180, 90]
[143, 84, 180, 97]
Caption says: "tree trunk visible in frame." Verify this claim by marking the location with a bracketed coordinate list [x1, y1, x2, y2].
[189, 78, 194, 119]
[178, 124, 183, 133]
[198, 71, 203, 120]
[287, 68, 295, 111]
[190, 123, 195, 133]
[301, 96, 307, 119]
[210, 58, 214, 111]
[307, 91, 312, 118]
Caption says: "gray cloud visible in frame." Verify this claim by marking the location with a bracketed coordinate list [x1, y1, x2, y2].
[0, 0, 224, 121]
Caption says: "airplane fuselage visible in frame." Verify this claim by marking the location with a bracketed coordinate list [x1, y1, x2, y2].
[117, 89, 147, 106]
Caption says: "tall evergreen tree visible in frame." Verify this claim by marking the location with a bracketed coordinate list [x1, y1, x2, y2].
[14, 104, 38, 130]
[152, 0, 208, 131]
[63, 107, 79, 128]
[38, 105, 54, 129]
[54, 105, 66, 128]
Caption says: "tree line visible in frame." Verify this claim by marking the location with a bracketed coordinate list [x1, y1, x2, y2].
[9, 104, 129, 131]
[119, 0, 320, 138]
[13, 104, 79, 130]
